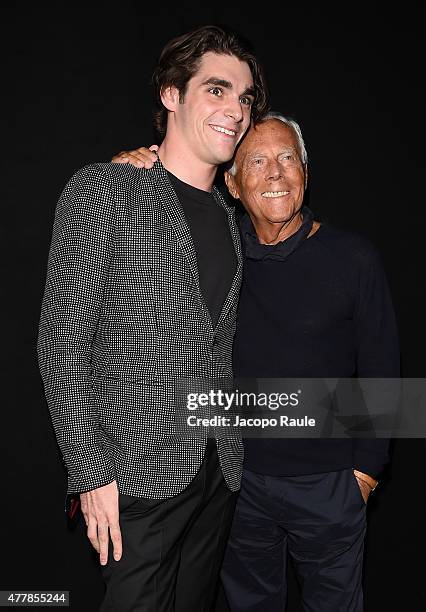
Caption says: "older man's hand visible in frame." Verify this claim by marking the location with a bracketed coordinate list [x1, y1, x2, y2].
[355, 477, 371, 503]
[353, 470, 377, 503]
[80, 480, 122, 566]
[112, 145, 158, 168]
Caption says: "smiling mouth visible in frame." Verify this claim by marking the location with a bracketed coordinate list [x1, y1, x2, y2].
[209, 124, 237, 137]
[261, 191, 290, 198]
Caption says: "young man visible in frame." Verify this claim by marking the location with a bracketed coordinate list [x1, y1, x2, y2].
[37, 26, 268, 611]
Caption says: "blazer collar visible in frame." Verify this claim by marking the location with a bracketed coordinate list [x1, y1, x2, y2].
[146, 160, 243, 332]
[211, 188, 243, 332]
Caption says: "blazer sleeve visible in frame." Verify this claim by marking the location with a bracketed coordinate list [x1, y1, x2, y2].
[353, 243, 400, 479]
[37, 164, 117, 494]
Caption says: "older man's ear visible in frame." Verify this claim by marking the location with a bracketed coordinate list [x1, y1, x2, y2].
[224, 171, 240, 200]
[304, 164, 309, 189]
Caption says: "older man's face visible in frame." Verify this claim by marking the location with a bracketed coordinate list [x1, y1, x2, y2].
[226, 119, 307, 225]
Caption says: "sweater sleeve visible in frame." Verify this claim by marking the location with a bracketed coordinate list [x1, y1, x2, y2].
[352, 242, 400, 479]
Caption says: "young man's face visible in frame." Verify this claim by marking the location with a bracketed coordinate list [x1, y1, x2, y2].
[167, 52, 255, 166]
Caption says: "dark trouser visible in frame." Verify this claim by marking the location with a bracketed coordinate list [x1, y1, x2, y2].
[221, 468, 367, 612]
[100, 440, 237, 612]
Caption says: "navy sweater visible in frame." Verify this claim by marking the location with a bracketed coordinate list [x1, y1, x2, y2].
[233, 219, 400, 479]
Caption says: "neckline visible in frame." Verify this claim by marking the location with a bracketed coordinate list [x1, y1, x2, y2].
[167, 170, 214, 197]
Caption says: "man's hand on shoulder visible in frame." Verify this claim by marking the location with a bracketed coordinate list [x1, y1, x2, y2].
[80, 480, 121, 565]
[112, 145, 159, 169]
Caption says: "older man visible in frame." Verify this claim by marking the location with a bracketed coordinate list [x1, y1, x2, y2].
[114, 113, 399, 611]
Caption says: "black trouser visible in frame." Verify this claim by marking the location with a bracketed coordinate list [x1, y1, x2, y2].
[221, 468, 367, 612]
[100, 440, 237, 612]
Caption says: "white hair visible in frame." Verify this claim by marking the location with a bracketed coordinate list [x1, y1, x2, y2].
[227, 111, 308, 176]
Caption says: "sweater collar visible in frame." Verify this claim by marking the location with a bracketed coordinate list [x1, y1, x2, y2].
[239, 206, 314, 261]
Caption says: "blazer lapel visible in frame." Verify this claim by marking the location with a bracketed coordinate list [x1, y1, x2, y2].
[149, 161, 201, 287]
[147, 161, 242, 333]
[212, 187, 243, 331]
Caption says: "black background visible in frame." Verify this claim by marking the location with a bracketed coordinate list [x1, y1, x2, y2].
[4, 1, 426, 610]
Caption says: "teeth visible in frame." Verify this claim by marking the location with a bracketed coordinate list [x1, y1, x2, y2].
[211, 125, 236, 136]
[262, 191, 290, 198]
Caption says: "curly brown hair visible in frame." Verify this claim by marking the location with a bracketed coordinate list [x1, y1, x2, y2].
[152, 25, 269, 139]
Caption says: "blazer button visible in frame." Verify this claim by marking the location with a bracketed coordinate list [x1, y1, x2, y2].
[212, 337, 218, 346]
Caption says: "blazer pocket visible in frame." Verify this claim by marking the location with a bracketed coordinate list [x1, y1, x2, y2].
[94, 377, 176, 453]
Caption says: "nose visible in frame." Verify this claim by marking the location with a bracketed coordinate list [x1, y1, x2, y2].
[225, 96, 243, 123]
[266, 159, 282, 181]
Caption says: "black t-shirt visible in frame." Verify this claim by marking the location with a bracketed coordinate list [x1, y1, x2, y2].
[168, 172, 237, 328]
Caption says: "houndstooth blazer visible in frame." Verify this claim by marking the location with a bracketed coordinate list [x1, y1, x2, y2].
[37, 160, 244, 498]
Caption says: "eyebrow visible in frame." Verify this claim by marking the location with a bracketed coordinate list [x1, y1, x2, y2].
[201, 77, 255, 98]
[248, 147, 297, 157]
[245, 147, 299, 163]
[246, 152, 267, 159]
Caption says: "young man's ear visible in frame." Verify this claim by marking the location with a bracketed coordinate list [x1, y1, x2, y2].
[224, 171, 240, 200]
[160, 86, 180, 112]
